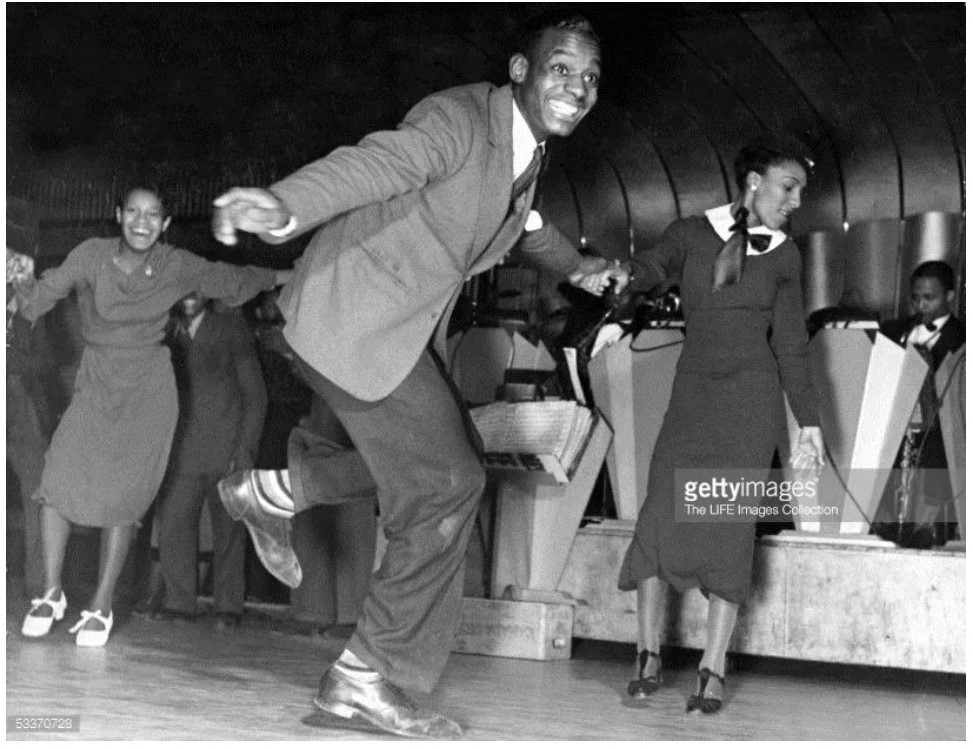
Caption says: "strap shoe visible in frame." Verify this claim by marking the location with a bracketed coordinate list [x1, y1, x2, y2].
[69, 610, 114, 648]
[21, 588, 67, 638]
[686, 668, 725, 714]
[624, 650, 662, 706]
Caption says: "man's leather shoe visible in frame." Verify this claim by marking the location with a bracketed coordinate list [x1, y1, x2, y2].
[217, 470, 302, 588]
[314, 663, 463, 739]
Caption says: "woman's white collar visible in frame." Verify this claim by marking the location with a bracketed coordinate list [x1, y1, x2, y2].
[705, 204, 787, 254]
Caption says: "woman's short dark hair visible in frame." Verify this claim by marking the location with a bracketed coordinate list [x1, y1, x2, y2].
[117, 185, 168, 215]
[520, 9, 600, 59]
[733, 134, 816, 191]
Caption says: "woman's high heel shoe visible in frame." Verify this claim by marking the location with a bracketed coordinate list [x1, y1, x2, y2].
[69, 610, 113, 648]
[21, 588, 68, 638]
[624, 650, 662, 705]
[686, 668, 725, 714]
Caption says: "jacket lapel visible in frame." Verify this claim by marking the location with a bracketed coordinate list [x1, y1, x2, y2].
[468, 85, 516, 274]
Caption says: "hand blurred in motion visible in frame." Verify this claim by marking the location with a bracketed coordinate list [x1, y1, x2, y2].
[212, 188, 292, 246]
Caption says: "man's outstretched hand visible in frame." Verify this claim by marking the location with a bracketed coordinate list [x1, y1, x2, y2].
[212, 188, 292, 246]
[568, 258, 631, 297]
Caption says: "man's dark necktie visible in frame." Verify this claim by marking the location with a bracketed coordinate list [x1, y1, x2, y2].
[511, 145, 542, 210]
[712, 206, 772, 290]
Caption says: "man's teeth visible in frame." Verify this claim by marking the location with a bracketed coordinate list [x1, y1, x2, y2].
[549, 100, 580, 117]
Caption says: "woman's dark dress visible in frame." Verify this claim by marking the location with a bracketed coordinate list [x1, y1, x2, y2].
[618, 216, 819, 604]
[19, 238, 276, 527]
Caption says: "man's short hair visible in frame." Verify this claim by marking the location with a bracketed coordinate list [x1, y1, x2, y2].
[911, 260, 956, 293]
[520, 9, 600, 59]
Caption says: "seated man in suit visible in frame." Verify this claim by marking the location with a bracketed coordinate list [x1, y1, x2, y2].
[876, 260, 965, 547]
[208, 10, 624, 739]
[153, 292, 268, 626]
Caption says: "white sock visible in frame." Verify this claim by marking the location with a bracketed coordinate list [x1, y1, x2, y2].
[338, 648, 372, 671]
[252, 470, 295, 518]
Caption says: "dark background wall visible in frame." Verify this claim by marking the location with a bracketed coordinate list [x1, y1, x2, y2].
[6, 3, 966, 318]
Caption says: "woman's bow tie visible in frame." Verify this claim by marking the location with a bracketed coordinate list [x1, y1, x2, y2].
[748, 234, 771, 253]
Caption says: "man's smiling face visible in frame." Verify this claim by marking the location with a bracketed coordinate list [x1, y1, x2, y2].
[511, 27, 601, 142]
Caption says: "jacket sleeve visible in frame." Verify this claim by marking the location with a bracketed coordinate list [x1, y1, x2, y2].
[770, 244, 819, 427]
[265, 94, 476, 243]
[627, 219, 692, 293]
[516, 219, 591, 277]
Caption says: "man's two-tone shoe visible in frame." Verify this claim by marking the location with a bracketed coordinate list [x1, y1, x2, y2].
[217, 470, 302, 588]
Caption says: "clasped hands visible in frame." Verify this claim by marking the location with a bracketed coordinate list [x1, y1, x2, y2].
[568, 258, 631, 297]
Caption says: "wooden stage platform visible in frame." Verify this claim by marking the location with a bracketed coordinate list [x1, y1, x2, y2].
[557, 523, 966, 674]
[5, 578, 964, 741]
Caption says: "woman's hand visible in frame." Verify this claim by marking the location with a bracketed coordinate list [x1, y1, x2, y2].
[7, 250, 37, 308]
[790, 426, 825, 471]
[274, 269, 294, 287]
[7, 248, 35, 284]
[212, 188, 292, 246]
[568, 259, 631, 296]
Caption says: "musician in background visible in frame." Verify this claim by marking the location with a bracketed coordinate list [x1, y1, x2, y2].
[876, 260, 964, 547]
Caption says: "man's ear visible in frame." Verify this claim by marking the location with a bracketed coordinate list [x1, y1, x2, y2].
[946, 289, 956, 307]
[509, 53, 528, 84]
[162, 216, 172, 233]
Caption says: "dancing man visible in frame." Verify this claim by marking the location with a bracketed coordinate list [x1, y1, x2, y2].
[211, 11, 620, 739]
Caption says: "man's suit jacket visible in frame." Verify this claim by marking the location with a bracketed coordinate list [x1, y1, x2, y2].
[879, 315, 965, 371]
[168, 309, 268, 475]
[271, 83, 586, 402]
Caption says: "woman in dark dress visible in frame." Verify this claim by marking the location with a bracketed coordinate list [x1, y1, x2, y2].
[13, 187, 285, 647]
[611, 137, 825, 713]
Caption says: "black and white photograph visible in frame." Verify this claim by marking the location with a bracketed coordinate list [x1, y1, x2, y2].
[6, 2, 965, 741]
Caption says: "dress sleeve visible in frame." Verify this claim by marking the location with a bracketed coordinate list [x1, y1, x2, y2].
[627, 219, 691, 293]
[177, 252, 277, 308]
[770, 244, 819, 427]
[17, 241, 93, 323]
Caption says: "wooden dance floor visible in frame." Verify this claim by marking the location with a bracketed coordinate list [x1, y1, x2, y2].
[5, 586, 964, 741]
